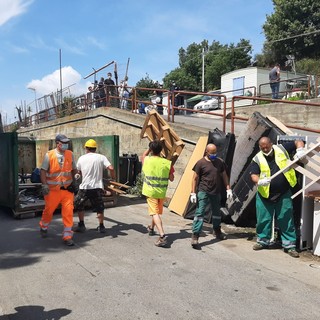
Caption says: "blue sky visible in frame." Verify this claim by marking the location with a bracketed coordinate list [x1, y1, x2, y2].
[0, 0, 273, 124]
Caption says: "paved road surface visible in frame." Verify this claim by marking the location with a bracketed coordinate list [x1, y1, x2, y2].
[1, 196, 320, 320]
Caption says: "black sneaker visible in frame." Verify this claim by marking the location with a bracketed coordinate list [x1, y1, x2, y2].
[74, 223, 86, 233]
[213, 227, 227, 240]
[40, 228, 48, 238]
[96, 225, 106, 233]
[64, 238, 74, 246]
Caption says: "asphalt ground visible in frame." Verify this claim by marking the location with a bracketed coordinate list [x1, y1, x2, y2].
[1, 195, 320, 320]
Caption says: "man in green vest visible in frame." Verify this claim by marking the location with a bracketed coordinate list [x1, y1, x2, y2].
[250, 136, 306, 258]
[142, 140, 174, 247]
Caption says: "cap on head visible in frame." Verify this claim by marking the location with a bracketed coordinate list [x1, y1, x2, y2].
[84, 139, 97, 148]
[55, 134, 70, 143]
[107, 72, 112, 76]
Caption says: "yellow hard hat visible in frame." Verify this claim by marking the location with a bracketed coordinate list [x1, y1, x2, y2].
[84, 139, 97, 148]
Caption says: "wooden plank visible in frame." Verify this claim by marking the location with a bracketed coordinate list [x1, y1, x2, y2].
[269, 141, 320, 182]
[266, 116, 294, 135]
[168, 136, 208, 216]
[109, 181, 130, 189]
[106, 186, 126, 194]
[294, 166, 320, 181]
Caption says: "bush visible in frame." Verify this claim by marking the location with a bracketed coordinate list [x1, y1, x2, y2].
[127, 173, 144, 196]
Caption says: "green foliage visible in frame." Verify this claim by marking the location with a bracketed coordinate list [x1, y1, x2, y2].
[135, 74, 158, 99]
[296, 58, 320, 75]
[162, 39, 252, 92]
[285, 96, 301, 101]
[257, 99, 270, 105]
[127, 173, 144, 196]
[285, 91, 308, 101]
[262, 0, 320, 64]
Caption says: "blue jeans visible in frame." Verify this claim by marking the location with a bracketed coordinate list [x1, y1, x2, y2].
[192, 191, 221, 234]
[270, 82, 280, 99]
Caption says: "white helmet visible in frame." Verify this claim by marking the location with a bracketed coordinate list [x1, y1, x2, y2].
[155, 97, 161, 103]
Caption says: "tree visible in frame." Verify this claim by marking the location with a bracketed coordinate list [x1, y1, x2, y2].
[295, 58, 320, 75]
[135, 74, 158, 99]
[162, 39, 252, 92]
[262, 0, 320, 64]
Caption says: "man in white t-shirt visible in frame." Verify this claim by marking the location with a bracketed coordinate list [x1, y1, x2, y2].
[74, 139, 116, 233]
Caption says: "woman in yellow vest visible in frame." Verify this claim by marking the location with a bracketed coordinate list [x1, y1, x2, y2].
[142, 140, 174, 247]
[250, 137, 306, 258]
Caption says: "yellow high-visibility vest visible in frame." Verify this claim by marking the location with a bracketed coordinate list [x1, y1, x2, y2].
[142, 156, 171, 199]
[253, 145, 297, 198]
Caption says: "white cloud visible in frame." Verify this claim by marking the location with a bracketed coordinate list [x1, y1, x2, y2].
[27, 66, 87, 97]
[0, 0, 33, 26]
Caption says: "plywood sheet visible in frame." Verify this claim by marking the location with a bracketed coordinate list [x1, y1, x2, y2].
[140, 110, 185, 165]
[168, 136, 208, 216]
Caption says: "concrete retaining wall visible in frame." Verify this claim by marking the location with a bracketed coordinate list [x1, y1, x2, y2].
[234, 98, 320, 130]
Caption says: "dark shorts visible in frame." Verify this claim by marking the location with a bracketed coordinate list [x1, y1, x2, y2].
[74, 188, 105, 213]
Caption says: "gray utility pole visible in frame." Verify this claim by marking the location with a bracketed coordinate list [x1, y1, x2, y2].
[202, 48, 206, 92]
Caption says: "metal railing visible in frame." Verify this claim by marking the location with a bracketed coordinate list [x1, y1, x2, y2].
[258, 75, 319, 99]
[4, 81, 320, 135]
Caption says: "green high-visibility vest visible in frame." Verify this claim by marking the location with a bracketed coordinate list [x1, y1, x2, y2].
[253, 145, 297, 198]
[142, 156, 171, 199]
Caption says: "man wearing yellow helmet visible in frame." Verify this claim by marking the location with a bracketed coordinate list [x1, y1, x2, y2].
[73, 139, 116, 233]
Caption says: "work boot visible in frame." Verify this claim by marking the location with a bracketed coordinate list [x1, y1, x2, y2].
[213, 227, 227, 240]
[252, 243, 268, 251]
[191, 233, 199, 248]
[40, 228, 48, 238]
[285, 248, 300, 258]
[64, 238, 74, 246]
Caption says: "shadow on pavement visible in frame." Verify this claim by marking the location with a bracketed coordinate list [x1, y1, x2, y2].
[0, 305, 71, 320]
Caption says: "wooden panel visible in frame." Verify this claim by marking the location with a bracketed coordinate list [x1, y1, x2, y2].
[140, 110, 185, 165]
[168, 136, 208, 216]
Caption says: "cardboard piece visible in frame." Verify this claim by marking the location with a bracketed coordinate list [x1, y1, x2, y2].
[140, 110, 185, 165]
[168, 136, 208, 216]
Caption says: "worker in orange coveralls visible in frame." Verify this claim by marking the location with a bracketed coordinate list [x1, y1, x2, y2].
[39, 134, 77, 246]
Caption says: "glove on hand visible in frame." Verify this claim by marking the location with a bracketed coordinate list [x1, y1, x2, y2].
[257, 178, 271, 187]
[226, 189, 233, 199]
[295, 147, 306, 160]
[190, 193, 197, 203]
[41, 184, 50, 196]
[74, 173, 81, 180]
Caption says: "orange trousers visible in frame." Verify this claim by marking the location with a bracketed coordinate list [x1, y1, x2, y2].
[39, 189, 74, 240]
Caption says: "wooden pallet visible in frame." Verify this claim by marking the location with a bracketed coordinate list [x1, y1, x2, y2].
[140, 109, 185, 165]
